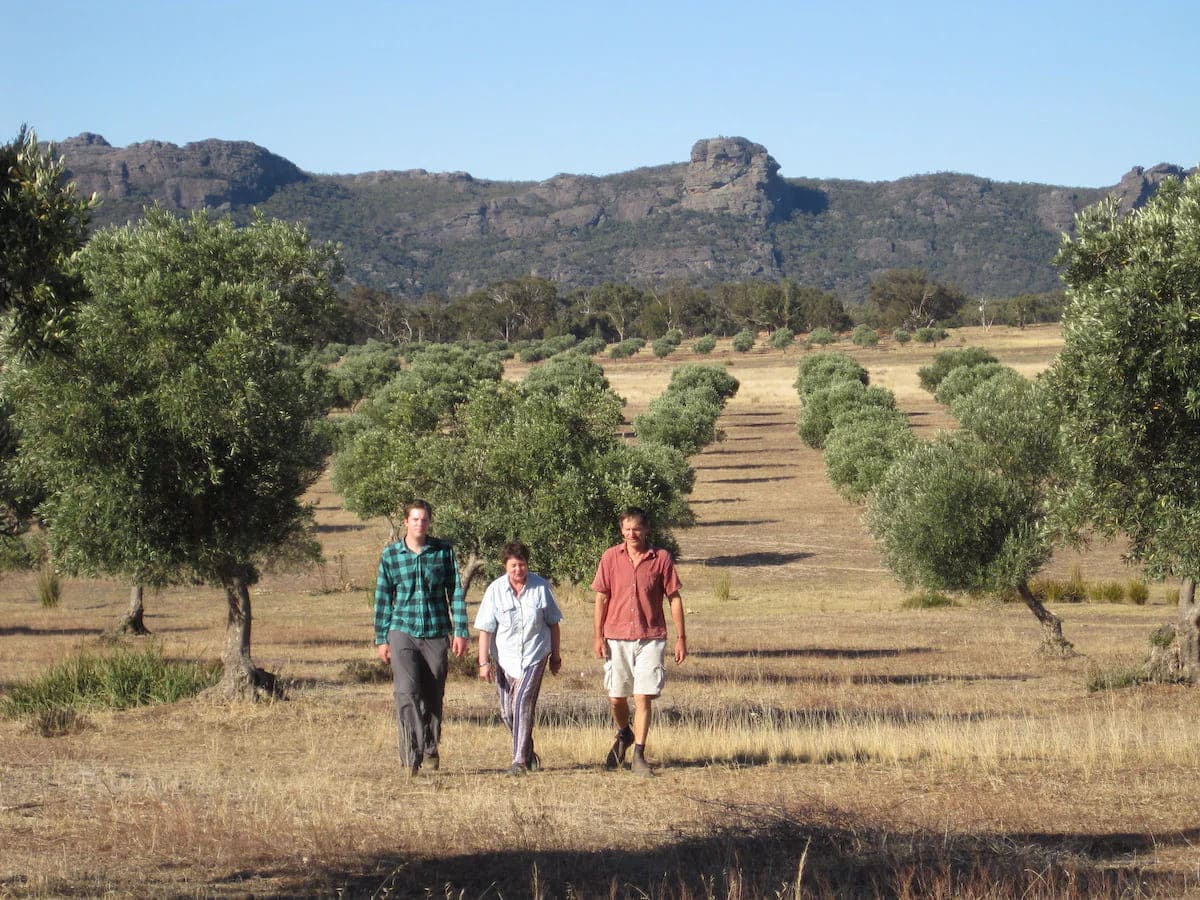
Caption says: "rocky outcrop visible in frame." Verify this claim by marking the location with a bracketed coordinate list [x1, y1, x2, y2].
[1110, 163, 1195, 214]
[681, 137, 790, 219]
[48, 131, 1189, 300]
[55, 133, 307, 211]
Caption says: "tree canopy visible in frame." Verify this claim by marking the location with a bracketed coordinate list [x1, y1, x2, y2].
[3, 208, 343, 695]
[1050, 171, 1200, 678]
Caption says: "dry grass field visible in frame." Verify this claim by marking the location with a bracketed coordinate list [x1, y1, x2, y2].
[2, 325, 1198, 898]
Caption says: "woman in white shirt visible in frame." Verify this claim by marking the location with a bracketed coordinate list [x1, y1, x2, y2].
[475, 541, 563, 775]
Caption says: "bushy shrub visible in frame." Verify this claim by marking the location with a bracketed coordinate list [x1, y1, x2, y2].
[823, 411, 917, 501]
[652, 337, 678, 358]
[520, 334, 578, 363]
[934, 362, 1014, 406]
[851, 325, 880, 347]
[692, 334, 717, 354]
[608, 338, 645, 359]
[807, 327, 837, 346]
[574, 336, 607, 356]
[917, 346, 999, 393]
[667, 365, 740, 407]
[731, 329, 756, 352]
[522, 353, 611, 396]
[794, 352, 869, 397]
[327, 341, 404, 407]
[913, 327, 939, 344]
[798, 380, 897, 449]
[767, 327, 795, 349]
[1126, 581, 1150, 605]
[633, 393, 722, 456]
[893, 329, 911, 345]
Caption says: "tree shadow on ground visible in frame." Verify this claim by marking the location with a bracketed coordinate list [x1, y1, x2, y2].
[702, 551, 812, 566]
[0, 626, 98, 637]
[315, 523, 366, 533]
[675, 670, 1030, 688]
[708, 475, 797, 485]
[695, 647, 934, 659]
[693, 518, 778, 528]
[254, 804, 1191, 898]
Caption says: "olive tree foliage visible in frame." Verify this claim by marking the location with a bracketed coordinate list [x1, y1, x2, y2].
[0, 127, 95, 352]
[0, 128, 95, 570]
[917, 347, 998, 393]
[865, 371, 1072, 653]
[798, 381, 898, 450]
[1049, 173, 1200, 680]
[334, 354, 694, 587]
[633, 364, 740, 457]
[933, 362, 1018, 407]
[794, 352, 868, 396]
[3, 208, 343, 697]
[823, 406, 916, 502]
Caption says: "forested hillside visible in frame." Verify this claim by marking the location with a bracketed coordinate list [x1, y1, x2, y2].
[56, 132, 1191, 303]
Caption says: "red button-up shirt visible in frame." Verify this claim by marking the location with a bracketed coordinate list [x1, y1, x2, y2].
[591, 544, 682, 640]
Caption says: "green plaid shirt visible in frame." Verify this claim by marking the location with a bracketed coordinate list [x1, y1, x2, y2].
[373, 537, 468, 644]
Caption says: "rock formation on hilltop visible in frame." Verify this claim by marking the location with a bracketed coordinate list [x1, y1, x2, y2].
[682, 137, 791, 219]
[56, 133, 307, 213]
[49, 132, 1194, 301]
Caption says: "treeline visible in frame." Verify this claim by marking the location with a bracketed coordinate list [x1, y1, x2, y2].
[337, 271, 1065, 347]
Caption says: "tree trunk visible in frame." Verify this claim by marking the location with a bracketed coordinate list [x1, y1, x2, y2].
[459, 551, 486, 599]
[1016, 581, 1075, 657]
[113, 583, 150, 636]
[1178, 577, 1200, 683]
[213, 567, 281, 700]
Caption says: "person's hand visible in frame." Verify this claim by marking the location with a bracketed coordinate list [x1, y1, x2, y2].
[674, 636, 687, 665]
[593, 636, 608, 659]
[478, 661, 494, 683]
[549, 654, 562, 676]
[451, 636, 469, 658]
[376, 642, 390, 664]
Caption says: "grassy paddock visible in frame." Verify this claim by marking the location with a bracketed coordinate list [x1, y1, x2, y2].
[3, 326, 1200, 897]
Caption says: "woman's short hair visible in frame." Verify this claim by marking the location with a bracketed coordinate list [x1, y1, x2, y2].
[501, 540, 531, 564]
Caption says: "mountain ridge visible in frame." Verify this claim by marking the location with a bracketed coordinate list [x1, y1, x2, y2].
[54, 133, 1194, 302]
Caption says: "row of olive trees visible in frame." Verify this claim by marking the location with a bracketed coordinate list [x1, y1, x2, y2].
[796, 348, 1073, 654]
[801, 158, 1200, 683]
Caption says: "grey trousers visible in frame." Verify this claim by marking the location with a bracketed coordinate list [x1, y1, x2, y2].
[387, 631, 449, 768]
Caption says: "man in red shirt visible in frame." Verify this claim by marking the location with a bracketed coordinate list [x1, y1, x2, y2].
[591, 506, 687, 776]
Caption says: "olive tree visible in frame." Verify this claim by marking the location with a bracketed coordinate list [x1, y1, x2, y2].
[335, 353, 694, 588]
[4, 208, 342, 697]
[865, 373, 1071, 653]
[1050, 172, 1200, 680]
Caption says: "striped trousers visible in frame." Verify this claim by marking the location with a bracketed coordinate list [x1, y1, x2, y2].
[495, 656, 548, 767]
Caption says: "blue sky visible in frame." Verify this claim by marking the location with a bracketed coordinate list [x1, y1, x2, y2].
[8, 0, 1198, 187]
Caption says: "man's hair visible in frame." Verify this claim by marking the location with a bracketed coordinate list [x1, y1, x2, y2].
[405, 499, 433, 519]
[620, 506, 649, 527]
[500, 540, 531, 564]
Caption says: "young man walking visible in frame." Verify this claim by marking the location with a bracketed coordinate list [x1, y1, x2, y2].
[374, 499, 469, 775]
[591, 506, 687, 776]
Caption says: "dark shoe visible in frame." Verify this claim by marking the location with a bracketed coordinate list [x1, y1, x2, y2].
[507, 763, 528, 776]
[631, 748, 653, 777]
[604, 730, 633, 770]
[423, 753, 440, 771]
[529, 751, 542, 772]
